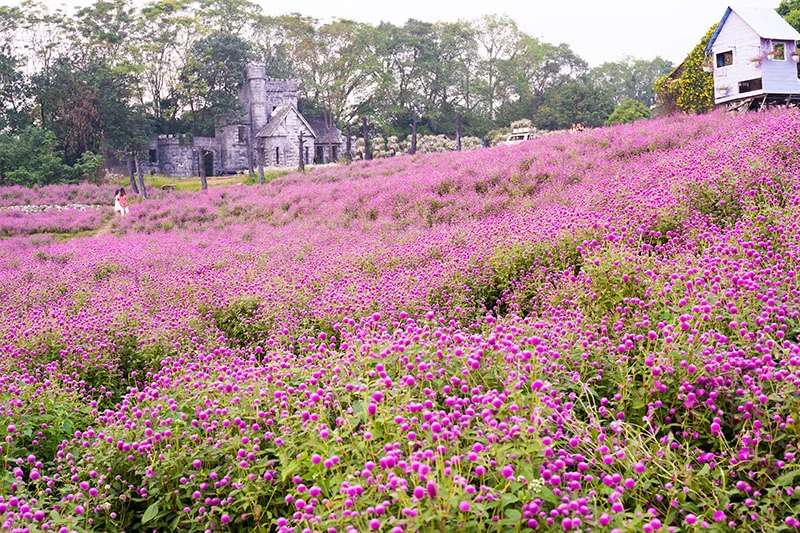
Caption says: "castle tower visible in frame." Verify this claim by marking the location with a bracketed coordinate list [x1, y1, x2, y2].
[265, 79, 299, 116]
[245, 63, 269, 131]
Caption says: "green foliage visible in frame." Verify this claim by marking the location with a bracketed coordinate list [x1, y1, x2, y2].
[181, 33, 252, 134]
[72, 150, 105, 183]
[654, 27, 715, 115]
[534, 81, 615, 130]
[589, 56, 673, 108]
[778, 0, 800, 32]
[0, 51, 29, 130]
[0, 126, 72, 186]
[605, 99, 651, 126]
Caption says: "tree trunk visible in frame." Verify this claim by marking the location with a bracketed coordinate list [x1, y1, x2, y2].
[298, 132, 305, 172]
[127, 154, 139, 194]
[362, 117, 371, 160]
[134, 151, 147, 199]
[257, 143, 266, 185]
[198, 150, 208, 190]
[346, 123, 352, 162]
[411, 115, 417, 155]
[456, 113, 462, 151]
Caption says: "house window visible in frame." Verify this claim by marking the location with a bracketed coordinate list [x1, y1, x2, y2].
[716, 51, 733, 68]
[275, 147, 280, 165]
[739, 78, 763, 93]
[304, 146, 310, 164]
[772, 43, 786, 60]
[148, 149, 157, 164]
[332, 146, 338, 161]
[238, 126, 246, 143]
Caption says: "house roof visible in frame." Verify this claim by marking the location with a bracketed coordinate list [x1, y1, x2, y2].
[305, 116, 343, 145]
[706, 6, 800, 53]
[255, 105, 317, 139]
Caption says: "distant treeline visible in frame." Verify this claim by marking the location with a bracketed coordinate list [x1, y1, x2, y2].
[0, 0, 677, 185]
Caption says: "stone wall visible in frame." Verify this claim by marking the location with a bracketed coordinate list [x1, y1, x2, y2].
[217, 126, 250, 174]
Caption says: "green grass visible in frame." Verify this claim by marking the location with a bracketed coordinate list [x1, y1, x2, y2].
[110, 169, 295, 192]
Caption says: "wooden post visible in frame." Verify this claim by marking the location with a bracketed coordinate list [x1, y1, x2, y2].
[298, 131, 305, 172]
[198, 150, 208, 191]
[456, 113, 462, 151]
[246, 137, 255, 177]
[346, 123, 352, 162]
[410, 114, 417, 155]
[134, 151, 147, 199]
[257, 142, 266, 185]
[362, 116, 371, 160]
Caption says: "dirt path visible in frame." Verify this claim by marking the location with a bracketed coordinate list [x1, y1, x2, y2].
[93, 217, 117, 237]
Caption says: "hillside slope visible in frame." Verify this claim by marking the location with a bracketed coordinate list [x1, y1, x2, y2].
[0, 110, 799, 531]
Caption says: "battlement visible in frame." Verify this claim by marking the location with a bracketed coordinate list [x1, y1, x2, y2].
[245, 63, 267, 81]
[264, 79, 299, 92]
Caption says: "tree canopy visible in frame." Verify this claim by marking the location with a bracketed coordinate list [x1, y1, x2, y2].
[0, 0, 681, 185]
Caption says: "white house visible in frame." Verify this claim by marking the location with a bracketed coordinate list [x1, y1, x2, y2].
[706, 6, 800, 106]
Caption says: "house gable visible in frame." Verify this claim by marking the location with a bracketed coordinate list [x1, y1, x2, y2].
[255, 106, 317, 140]
[708, 6, 800, 105]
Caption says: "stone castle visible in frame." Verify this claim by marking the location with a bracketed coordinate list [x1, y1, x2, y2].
[115, 64, 345, 178]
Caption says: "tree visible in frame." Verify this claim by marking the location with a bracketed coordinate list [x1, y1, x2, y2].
[134, 0, 205, 131]
[0, 126, 70, 186]
[534, 81, 614, 130]
[69, 0, 137, 69]
[292, 19, 377, 160]
[777, 0, 800, 33]
[473, 15, 521, 121]
[249, 14, 306, 79]
[605, 99, 651, 126]
[654, 27, 715, 115]
[590, 57, 673, 107]
[510, 37, 587, 122]
[30, 59, 101, 163]
[179, 32, 251, 135]
[193, 0, 261, 36]
[0, 51, 29, 131]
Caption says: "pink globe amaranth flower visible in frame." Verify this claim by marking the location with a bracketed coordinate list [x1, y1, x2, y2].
[714, 510, 726, 522]
[501, 464, 514, 478]
[685, 514, 697, 524]
[426, 480, 438, 499]
[221, 514, 230, 523]
[459, 500, 470, 512]
[369, 519, 381, 530]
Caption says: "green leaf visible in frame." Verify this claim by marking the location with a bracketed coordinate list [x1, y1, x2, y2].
[142, 502, 159, 524]
[697, 463, 711, 477]
[775, 469, 800, 486]
[505, 509, 522, 521]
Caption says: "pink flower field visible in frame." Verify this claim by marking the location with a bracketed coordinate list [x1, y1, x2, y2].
[1, 110, 799, 532]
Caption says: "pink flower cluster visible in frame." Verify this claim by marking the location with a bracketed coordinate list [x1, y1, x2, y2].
[0, 110, 799, 531]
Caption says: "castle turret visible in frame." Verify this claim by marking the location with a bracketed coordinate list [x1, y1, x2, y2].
[246, 63, 269, 131]
[265, 79, 299, 116]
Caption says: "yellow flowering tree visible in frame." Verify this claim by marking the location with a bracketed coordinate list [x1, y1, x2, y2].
[654, 26, 715, 114]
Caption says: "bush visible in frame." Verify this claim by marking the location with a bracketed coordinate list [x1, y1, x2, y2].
[605, 100, 651, 126]
[0, 126, 73, 186]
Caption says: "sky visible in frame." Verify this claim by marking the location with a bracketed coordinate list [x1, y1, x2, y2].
[27, 0, 785, 66]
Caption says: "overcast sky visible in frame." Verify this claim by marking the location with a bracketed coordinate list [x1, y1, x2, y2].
[26, 0, 783, 66]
